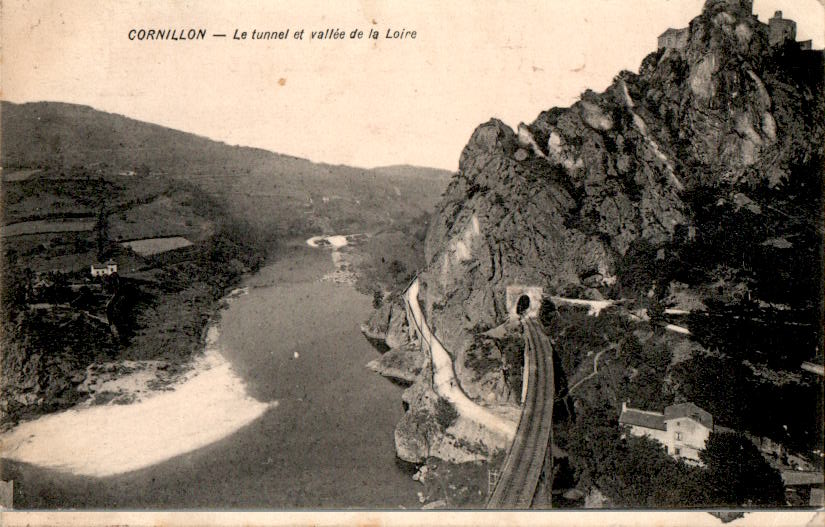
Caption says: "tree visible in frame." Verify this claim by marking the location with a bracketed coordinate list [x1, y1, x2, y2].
[95, 207, 109, 260]
[647, 292, 666, 331]
[699, 431, 785, 507]
[616, 239, 660, 297]
[1, 265, 30, 318]
[389, 259, 406, 277]
[538, 296, 557, 330]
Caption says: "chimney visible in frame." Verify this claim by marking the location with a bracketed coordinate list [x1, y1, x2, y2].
[622, 401, 628, 412]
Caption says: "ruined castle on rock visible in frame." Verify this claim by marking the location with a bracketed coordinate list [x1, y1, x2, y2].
[658, 0, 812, 51]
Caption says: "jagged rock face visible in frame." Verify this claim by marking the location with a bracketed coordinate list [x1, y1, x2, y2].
[415, 0, 822, 359]
[366, 343, 426, 385]
[361, 298, 412, 350]
[637, 1, 822, 183]
[365, 0, 822, 468]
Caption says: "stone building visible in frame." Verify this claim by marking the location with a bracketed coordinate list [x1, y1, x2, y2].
[657, 27, 689, 50]
[768, 11, 796, 45]
[619, 402, 713, 464]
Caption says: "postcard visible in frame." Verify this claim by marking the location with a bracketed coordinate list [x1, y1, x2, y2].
[1, 1, 823, 525]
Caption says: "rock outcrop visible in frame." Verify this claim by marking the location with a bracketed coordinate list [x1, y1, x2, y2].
[367, 0, 823, 468]
[366, 343, 426, 385]
[417, 0, 822, 364]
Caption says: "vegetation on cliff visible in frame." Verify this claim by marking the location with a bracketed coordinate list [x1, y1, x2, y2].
[367, 0, 822, 508]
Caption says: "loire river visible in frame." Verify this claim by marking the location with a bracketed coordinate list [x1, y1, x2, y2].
[3, 244, 419, 509]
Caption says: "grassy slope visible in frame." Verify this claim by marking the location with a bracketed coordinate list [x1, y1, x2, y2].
[0, 100, 452, 426]
[1, 101, 452, 237]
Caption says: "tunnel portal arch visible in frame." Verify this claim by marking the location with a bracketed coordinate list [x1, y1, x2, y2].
[505, 285, 543, 319]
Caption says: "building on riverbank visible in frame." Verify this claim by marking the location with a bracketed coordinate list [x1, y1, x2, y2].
[619, 402, 713, 464]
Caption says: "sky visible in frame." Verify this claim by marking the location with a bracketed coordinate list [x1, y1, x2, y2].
[2, 0, 823, 171]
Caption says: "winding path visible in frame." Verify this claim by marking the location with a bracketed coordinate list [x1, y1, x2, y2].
[404, 279, 516, 440]
[404, 278, 556, 508]
[567, 344, 615, 395]
[487, 318, 555, 509]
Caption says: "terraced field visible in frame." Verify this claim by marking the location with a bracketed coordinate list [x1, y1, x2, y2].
[1, 219, 95, 237]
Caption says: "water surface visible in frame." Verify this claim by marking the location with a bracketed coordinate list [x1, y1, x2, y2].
[2, 245, 418, 509]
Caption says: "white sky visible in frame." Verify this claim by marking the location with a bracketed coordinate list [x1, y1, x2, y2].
[2, 0, 823, 171]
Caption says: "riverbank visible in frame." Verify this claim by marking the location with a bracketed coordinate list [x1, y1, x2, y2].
[0, 217, 269, 430]
[0, 326, 273, 478]
[2, 242, 419, 508]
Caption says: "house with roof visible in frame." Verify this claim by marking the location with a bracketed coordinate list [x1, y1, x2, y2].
[90, 259, 118, 277]
[619, 401, 713, 464]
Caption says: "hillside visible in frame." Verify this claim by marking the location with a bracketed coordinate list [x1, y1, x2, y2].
[1, 101, 452, 237]
[0, 100, 451, 428]
[364, 0, 824, 508]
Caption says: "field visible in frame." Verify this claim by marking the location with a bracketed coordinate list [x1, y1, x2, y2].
[2, 219, 95, 237]
[0, 99, 452, 429]
[108, 192, 214, 243]
[1, 169, 42, 182]
[121, 237, 193, 257]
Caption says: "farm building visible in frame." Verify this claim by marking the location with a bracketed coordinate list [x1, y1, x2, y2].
[90, 260, 118, 277]
[619, 402, 713, 464]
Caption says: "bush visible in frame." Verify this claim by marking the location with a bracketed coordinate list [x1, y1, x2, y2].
[700, 431, 785, 507]
[538, 296, 557, 330]
[434, 397, 459, 430]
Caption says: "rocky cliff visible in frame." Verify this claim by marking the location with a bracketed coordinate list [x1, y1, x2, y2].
[366, 0, 823, 468]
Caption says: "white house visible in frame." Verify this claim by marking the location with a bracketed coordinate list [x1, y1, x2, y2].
[619, 402, 713, 464]
[90, 260, 118, 277]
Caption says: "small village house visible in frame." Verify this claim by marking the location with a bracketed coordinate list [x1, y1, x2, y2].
[90, 260, 118, 277]
[619, 402, 713, 464]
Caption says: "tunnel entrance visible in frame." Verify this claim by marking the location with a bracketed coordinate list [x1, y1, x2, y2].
[516, 295, 531, 316]
[505, 285, 543, 319]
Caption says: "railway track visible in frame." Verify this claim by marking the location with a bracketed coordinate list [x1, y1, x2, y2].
[487, 318, 555, 509]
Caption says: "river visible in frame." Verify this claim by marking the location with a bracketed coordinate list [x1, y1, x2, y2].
[1, 243, 419, 509]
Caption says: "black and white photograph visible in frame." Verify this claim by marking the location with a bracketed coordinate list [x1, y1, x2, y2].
[0, 0, 823, 524]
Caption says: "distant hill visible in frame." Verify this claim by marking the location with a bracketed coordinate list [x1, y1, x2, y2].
[1, 101, 452, 237]
[371, 164, 454, 180]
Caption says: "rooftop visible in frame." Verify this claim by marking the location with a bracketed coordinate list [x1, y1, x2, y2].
[664, 402, 713, 429]
[620, 402, 714, 431]
[781, 471, 824, 487]
[619, 404, 666, 431]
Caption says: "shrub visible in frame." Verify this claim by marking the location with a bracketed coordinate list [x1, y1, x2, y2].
[434, 397, 459, 430]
